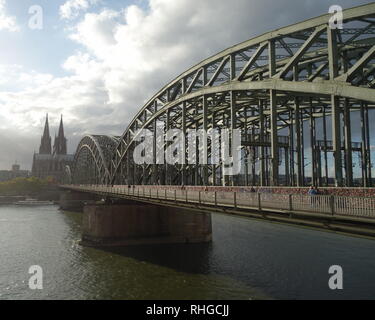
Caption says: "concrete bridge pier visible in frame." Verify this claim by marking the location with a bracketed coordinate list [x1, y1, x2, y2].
[81, 202, 212, 247]
[59, 190, 99, 212]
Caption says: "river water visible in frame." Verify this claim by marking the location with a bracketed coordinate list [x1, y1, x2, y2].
[0, 204, 374, 300]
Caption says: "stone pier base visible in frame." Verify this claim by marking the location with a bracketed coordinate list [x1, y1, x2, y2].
[81, 203, 212, 246]
[59, 190, 98, 212]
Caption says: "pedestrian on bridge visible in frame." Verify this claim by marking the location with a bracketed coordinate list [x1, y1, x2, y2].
[308, 186, 318, 207]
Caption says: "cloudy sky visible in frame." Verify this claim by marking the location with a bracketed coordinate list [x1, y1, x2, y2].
[0, 0, 372, 170]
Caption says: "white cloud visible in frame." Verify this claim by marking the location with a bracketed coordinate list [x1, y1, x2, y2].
[0, 0, 19, 32]
[60, 0, 100, 20]
[69, 9, 120, 58]
[0, 64, 53, 91]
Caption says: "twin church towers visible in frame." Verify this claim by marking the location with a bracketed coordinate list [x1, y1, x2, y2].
[39, 114, 67, 155]
[32, 114, 73, 182]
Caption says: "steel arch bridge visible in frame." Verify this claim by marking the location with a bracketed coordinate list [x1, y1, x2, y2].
[68, 4, 375, 188]
[67, 135, 120, 185]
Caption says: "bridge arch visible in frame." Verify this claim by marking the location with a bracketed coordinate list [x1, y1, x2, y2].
[62, 165, 72, 185]
[69, 135, 120, 185]
[109, 4, 375, 187]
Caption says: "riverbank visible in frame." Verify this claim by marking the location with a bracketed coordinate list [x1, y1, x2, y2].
[0, 177, 60, 202]
[0, 196, 26, 205]
[0, 186, 60, 204]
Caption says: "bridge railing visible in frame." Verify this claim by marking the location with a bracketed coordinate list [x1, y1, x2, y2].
[292, 194, 332, 215]
[64, 185, 375, 219]
[333, 195, 375, 218]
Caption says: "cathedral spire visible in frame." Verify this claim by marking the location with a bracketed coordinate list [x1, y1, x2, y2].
[58, 114, 64, 138]
[39, 114, 52, 154]
[43, 113, 50, 137]
[53, 114, 67, 155]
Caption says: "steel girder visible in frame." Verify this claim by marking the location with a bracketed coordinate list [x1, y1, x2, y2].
[108, 4, 375, 187]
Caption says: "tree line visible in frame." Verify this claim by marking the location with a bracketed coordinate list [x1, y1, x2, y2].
[0, 177, 54, 196]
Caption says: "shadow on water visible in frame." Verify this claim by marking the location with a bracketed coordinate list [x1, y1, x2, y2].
[61, 210, 213, 275]
[96, 242, 213, 275]
[84, 240, 270, 299]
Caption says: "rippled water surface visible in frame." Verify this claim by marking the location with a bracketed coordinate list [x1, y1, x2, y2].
[0, 205, 374, 300]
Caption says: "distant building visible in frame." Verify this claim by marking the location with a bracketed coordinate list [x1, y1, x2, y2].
[0, 162, 30, 182]
[32, 114, 74, 183]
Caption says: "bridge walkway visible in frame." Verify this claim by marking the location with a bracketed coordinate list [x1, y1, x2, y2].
[61, 185, 375, 238]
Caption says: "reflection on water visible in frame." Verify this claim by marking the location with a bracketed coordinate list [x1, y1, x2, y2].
[0, 204, 374, 300]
